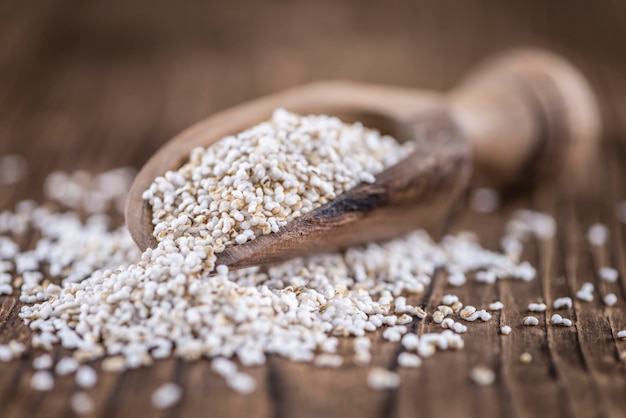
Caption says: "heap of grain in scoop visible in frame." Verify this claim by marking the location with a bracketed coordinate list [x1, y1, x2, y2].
[1, 110, 548, 408]
[143, 108, 415, 256]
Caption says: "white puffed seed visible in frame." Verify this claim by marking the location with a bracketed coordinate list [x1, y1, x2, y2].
[469, 366, 495, 386]
[432, 311, 445, 324]
[314, 354, 343, 368]
[55, 357, 79, 376]
[441, 294, 459, 305]
[0, 154, 27, 185]
[460, 306, 476, 318]
[528, 303, 547, 312]
[151, 383, 183, 409]
[447, 273, 467, 287]
[367, 367, 400, 390]
[553, 297, 573, 310]
[438, 305, 454, 316]
[418, 343, 435, 358]
[576, 282, 594, 302]
[500, 326, 512, 335]
[71, 392, 94, 415]
[523, 316, 539, 326]
[353, 337, 372, 366]
[31, 371, 54, 391]
[479, 310, 492, 321]
[354, 337, 371, 351]
[354, 350, 372, 366]
[587, 223, 608, 246]
[0, 345, 12, 362]
[503, 210, 556, 244]
[397, 352, 421, 368]
[8, 340, 25, 357]
[604, 293, 618, 307]
[211, 358, 237, 377]
[489, 301, 504, 311]
[551, 314, 563, 324]
[576, 290, 594, 302]
[227, 372, 256, 394]
[101, 357, 126, 372]
[32, 354, 53, 370]
[440, 318, 455, 329]
[382, 326, 408, 342]
[616, 330, 626, 340]
[451, 301, 464, 313]
[415, 307, 428, 319]
[459, 307, 491, 322]
[520, 352, 532, 364]
[599, 267, 618, 283]
[453, 322, 467, 334]
[475, 270, 497, 284]
[470, 188, 500, 214]
[75, 366, 97, 388]
[581, 282, 594, 293]
[401, 334, 419, 351]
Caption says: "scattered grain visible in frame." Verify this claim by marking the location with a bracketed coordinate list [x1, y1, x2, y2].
[227, 372, 256, 394]
[0, 154, 27, 186]
[151, 383, 183, 409]
[576, 283, 594, 302]
[55, 357, 79, 376]
[101, 356, 126, 373]
[604, 293, 618, 307]
[528, 303, 547, 312]
[470, 188, 500, 214]
[367, 367, 400, 390]
[523, 316, 539, 326]
[488, 301, 504, 311]
[75, 366, 97, 388]
[441, 294, 459, 305]
[397, 352, 422, 368]
[314, 354, 343, 368]
[0, 345, 13, 362]
[31, 371, 54, 391]
[599, 267, 618, 283]
[32, 354, 53, 370]
[553, 297, 573, 310]
[587, 223, 608, 246]
[519, 352, 532, 364]
[469, 365, 495, 386]
[71, 392, 94, 415]
[0, 113, 550, 397]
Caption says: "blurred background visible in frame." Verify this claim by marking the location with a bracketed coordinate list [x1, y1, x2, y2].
[1, 0, 625, 198]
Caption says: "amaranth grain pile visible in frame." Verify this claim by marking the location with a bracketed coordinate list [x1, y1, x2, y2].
[0, 110, 554, 407]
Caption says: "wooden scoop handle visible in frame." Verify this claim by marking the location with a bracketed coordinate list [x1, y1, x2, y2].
[449, 49, 601, 187]
[125, 48, 601, 264]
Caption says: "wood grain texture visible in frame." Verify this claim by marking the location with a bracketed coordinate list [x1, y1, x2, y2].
[1, 1, 626, 418]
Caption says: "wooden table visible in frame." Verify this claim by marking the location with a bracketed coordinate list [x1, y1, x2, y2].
[1, 1, 626, 417]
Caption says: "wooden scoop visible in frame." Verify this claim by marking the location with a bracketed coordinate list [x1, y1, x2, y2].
[125, 49, 600, 270]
